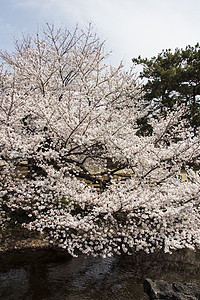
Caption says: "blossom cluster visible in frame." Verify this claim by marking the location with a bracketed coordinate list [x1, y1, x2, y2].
[1, 169, 200, 257]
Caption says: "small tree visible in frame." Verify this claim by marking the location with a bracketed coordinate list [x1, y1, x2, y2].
[132, 44, 200, 135]
[0, 24, 200, 257]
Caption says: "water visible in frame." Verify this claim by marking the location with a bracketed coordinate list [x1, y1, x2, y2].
[1, 248, 200, 299]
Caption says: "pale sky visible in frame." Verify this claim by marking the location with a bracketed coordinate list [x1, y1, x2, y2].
[1, 0, 200, 68]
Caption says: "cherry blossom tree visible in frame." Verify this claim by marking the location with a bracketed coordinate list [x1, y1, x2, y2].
[0, 24, 200, 257]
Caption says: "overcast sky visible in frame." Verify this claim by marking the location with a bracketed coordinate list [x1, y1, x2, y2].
[1, 0, 200, 68]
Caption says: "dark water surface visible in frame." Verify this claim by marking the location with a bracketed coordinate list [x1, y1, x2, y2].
[1, 248, 200, 300]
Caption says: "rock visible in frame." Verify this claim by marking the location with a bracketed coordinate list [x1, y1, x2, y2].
[144, 278, 200, 300]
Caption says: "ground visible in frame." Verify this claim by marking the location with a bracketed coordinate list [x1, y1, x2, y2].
[0, 225, 53, 252]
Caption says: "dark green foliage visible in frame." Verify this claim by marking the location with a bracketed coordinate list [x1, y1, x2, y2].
[133, 43, 200, 133]
[136, 117, 153, 137]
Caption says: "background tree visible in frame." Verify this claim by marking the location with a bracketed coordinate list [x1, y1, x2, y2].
[0, 24, 200, 257]
[132, 44, 200, 135]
